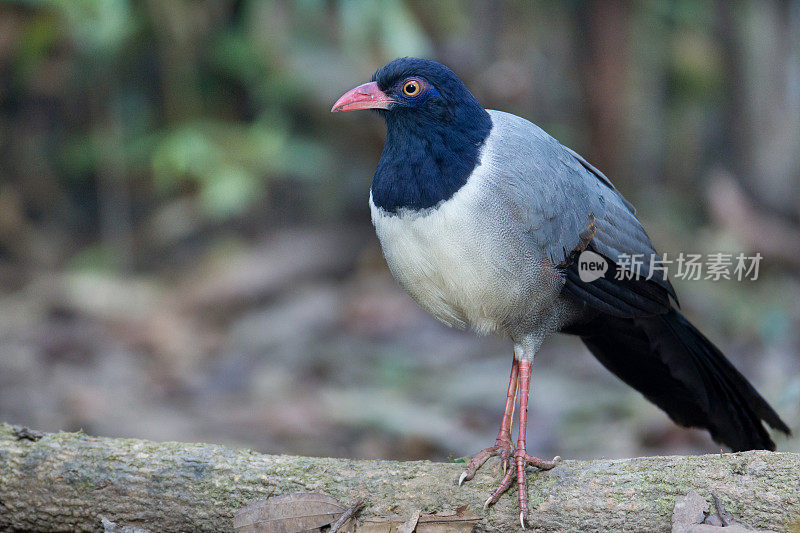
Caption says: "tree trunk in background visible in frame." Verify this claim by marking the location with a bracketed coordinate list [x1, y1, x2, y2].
[715, 0, 750, 183]
[720, 0, 800, 219]
[577, 0, 631, 183]
[1, 424, 799, 532]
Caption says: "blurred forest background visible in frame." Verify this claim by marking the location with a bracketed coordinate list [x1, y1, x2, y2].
[0, 0, 799, 462]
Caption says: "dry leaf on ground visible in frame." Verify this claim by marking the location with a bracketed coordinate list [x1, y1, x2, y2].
[233, 492, 346, 533]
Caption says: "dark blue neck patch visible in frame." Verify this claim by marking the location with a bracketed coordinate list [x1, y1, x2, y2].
[369, 58, 493, 213]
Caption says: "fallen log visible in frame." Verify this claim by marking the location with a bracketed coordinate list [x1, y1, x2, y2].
[0, 424, 798, 532]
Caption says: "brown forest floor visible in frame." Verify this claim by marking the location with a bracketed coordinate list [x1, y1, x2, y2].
[0, 223, 797, 462]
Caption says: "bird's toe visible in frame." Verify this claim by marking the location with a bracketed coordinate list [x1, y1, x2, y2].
[523, 453, 560, 471]
[458, 440, 515, 486]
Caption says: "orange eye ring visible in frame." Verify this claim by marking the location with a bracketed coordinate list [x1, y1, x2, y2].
[402, 80, 421, 97]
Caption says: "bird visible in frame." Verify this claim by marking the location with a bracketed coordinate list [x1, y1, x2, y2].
[331, 57, 790, 527]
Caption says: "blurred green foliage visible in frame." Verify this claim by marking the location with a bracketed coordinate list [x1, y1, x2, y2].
[0, 0, 797, 282]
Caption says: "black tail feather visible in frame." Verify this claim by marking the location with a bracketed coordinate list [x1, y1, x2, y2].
[564, 308, 790, 451]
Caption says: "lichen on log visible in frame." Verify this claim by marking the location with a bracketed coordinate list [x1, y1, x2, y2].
[0, 423, 798, 532]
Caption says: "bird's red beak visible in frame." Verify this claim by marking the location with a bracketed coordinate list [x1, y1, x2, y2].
[331, 81, 393, 112]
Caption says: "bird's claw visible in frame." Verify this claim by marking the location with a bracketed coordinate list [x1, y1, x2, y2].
[478, 449, 560, 530]
[483, 496, 493, 511]
[523, 453, 560, 471]
[482, 467, 516, 510]
[457, 435, 514, 487]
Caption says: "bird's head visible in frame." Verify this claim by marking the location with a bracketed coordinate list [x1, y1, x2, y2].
[331, 57, 485, 128]
[332, 58, 492, 212]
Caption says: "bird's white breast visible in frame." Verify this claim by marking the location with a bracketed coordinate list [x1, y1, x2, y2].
[368, 151, 558, 336]
[370, 183, 499, 333]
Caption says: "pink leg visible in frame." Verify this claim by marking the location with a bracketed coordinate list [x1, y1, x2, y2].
[458, 358, 518, 485]
[482, 358, 560, 528]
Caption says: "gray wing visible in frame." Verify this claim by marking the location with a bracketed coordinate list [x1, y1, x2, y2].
[484, 110, 675, 317]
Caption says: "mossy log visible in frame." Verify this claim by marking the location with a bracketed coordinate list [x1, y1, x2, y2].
[0, 423, 798, 532]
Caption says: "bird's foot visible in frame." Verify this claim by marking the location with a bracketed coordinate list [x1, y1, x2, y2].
[457, 432, 515, 486]
[482, 449, 561, 529]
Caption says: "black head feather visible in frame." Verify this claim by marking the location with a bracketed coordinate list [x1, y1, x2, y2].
[369, 58, 492, 212]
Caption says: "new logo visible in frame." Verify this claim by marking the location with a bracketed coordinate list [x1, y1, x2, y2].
[577, 250, 608, 282]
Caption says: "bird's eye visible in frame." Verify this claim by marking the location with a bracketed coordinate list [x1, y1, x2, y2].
[402, 80, 421, 97]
